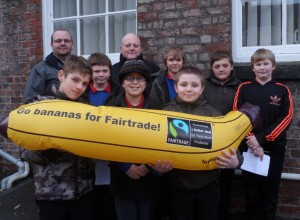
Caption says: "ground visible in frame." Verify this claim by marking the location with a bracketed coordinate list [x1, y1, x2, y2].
[0, 170, 38, 220]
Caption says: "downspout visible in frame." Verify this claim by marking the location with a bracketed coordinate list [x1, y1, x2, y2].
[0, 148, 30, 191]
[235, 169, 300, 181]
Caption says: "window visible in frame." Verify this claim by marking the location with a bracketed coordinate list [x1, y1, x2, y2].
[232, 0, 300, 63]
[42, 0, 137, 63]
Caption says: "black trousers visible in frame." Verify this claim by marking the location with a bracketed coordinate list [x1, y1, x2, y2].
[218, 169, 235, 220]
[168, 181, 220, 220]
[242, 151, 285, 220]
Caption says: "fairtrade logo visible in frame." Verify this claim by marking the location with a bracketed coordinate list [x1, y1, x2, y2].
[169, 119, 189, 138]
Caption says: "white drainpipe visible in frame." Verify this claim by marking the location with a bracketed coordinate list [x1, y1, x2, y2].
[235, 169, 300, 181]
[0, 148, 30, 191]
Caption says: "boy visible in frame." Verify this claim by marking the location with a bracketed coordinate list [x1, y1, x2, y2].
[21, 55, 95, 220]
[87, 52, 120, 220]
[163, 66, 239, 220]
[202, 51, 241, 220]
[150, 46, 186, 109]
[107, 60, 173, 220]
[233, 48, 294, 220]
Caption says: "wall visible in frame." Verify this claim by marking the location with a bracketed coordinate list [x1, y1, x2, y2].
[0, 0, 43, 169]
[0, 0, 300, 218]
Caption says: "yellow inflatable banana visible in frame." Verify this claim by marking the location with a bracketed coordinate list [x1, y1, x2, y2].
[1, 100, 258, 170]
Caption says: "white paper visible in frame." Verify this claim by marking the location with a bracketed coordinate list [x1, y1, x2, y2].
[241, 149, 270, 176]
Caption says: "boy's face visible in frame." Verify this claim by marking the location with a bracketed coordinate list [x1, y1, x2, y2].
[58, 70, 90, 100]
[122, 72, 147, 97]
[252, 59, 275, 84]
[166, 55, 184, 76]
[175, 73, 204, 103]
[92, 65, 111, 88]
[212, 58, 233, 83]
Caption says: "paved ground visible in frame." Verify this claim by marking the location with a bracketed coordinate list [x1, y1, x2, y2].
[0, 172, 38, 220]
[0, 170, 293, 220]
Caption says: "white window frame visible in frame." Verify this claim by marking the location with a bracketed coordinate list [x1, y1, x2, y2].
[42, 0, 137, 64]
[232, 0, 300, 63]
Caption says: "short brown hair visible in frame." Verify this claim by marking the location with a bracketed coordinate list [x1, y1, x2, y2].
[175, 66, 205, 85]
[163, 46, 186, 65]
[88, 53, 112, 71]
[62, 55, 92, 79]
[210, 50, 233, 68]
[251, 48, 276, 69]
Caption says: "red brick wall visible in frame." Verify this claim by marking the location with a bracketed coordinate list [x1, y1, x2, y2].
[0, 0, 299, 218]
[0, 0, 43, 169]
[138, 0, 232, 76]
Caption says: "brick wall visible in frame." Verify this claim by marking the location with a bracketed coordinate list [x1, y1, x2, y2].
[0, 0, 300, 218]
[0, 0, 42, 169]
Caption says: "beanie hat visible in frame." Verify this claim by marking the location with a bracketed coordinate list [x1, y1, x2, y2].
[119, 60, 151, 83]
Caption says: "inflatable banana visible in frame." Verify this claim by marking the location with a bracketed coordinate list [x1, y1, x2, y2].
[0, 100, 259, 170]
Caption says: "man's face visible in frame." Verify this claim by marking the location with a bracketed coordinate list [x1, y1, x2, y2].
[120, 34, 142, 60]
[51, 30, 74, 58]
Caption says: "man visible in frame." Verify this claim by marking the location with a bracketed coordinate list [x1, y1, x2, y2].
[111, 33, 160, 85]
[23, 29, 74, 103]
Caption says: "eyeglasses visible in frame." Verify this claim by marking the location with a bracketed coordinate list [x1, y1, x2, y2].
[52, 39, 72, 43]
[124, 76, 146, 82]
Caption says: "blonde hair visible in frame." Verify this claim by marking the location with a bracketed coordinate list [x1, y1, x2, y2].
[163, 46, 186, 65]
[251, 48, 276, 69]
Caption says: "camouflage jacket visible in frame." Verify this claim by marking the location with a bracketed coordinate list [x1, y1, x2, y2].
[21, 92, 94, 201]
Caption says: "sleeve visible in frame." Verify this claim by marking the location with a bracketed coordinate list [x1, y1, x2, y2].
[256, 85, 293, 145]
[232, 83, 246, 111]
[23, 65, 46, 104]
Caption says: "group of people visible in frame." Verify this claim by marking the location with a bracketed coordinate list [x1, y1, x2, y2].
[20, 29, 293, 220]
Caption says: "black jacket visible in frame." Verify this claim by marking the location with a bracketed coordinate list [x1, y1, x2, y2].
[149, 69, 171, 110]
[202, 71, 241, 115]
[23, 53, 64, 104]
[163, 96, 222, 190]
[233, 79, 294, 152]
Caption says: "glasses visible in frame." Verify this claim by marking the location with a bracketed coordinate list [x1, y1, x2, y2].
[52, 39, 72, 43]
[124, 76, 146, 82]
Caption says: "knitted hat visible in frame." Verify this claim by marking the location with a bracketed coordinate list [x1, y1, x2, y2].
[119, 60, 151, 83]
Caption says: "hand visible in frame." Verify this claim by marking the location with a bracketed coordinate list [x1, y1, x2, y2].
[216, 148, 239, 169]
[252, 146, 264, 161]
[126, 164, 148, 180]
[246, 135, 260, 151]
[148, 160, 174, 173]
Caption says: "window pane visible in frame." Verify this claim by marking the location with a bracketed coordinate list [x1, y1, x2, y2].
[80, 17, 106, 54]
[287, 0, 300, 44]
[108, 13, 136, 53]
[109, 0, 136, 12]
[54, 21, 78, 54]
[53, 0, 76, 18]
[80, 0, 105, 15]
[242, 0, 282, 46]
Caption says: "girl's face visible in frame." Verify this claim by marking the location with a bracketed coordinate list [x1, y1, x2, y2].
[122, 72, 147, 97]
[211, 58, 233, 83]
[252, 59, 275, 84]
[166, 55, 184, 77]
[175, 73, 204, 103]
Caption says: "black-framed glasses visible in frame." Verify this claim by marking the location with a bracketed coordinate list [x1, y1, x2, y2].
[52, 39, 72, 43]
[124, 76, 146, 82]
